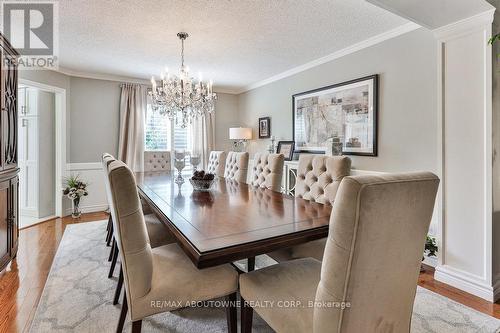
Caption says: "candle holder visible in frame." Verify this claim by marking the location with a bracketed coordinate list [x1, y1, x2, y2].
[190, 154, 201, 171]
[174, 150, 186, 185]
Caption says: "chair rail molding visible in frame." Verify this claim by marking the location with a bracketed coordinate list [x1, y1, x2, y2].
[65, 162, 108, 214]
[434, 9, 495, 302]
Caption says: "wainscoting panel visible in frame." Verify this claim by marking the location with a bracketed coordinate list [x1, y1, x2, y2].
[66, 163, 108, 214]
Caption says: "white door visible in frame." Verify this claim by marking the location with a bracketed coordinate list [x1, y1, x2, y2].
[18, 88, 39, 217]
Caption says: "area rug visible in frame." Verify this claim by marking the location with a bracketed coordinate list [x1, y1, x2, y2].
[29, 221, 500, 332]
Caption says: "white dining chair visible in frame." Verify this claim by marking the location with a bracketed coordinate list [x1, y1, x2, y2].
[105, 159, 239, 333]
[240, 172, 439, 333]
[268, 154, 351, 262]
[224, 151, 249, 183]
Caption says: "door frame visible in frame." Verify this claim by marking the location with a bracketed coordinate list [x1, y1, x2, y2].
[18, 78, 66, 218]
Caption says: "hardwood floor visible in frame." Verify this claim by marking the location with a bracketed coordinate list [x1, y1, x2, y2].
[0, 212, 499, 332]
[0, 212, 109, 333]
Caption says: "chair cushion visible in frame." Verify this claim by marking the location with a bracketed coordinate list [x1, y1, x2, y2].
[144, 214, 176, 248]
[132, 243, 239, 321]
[239, 258, 321, 333]
[268, 238, 326, 262]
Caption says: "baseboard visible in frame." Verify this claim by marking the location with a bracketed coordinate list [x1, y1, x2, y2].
[20, 209, 38, 218]
[64, 203, 108, 216]
[423, 256, 438, 268]
[435, 265, 494, 302]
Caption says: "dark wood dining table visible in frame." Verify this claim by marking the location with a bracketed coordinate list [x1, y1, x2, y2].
[136, 171, 332, 269]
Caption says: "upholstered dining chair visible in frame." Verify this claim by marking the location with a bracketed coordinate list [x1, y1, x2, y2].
[250, 152, 285, 192]
[102, 154, 176, 305]
[142, 151, 171, 214]
[223, 151, 249, 183]
[105, 159, 239, 333]
[144, 151, 171, 172]
[240, 172, 440, 333]
[268, 154, 351, 262]
[207, 150, 227, 177]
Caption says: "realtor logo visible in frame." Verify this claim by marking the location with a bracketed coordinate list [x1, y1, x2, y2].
[0, 0, 58, 69]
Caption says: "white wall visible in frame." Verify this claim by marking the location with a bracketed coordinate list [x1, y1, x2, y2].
[69, 77, 121, 162]
[214, 93, 239, 151]
[237, 28, 438, 174]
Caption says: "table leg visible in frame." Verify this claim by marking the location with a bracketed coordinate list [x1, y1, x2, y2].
[247, 257, 255, 272]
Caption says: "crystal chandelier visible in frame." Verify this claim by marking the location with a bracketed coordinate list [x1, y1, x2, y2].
[149, 32, 217, 128]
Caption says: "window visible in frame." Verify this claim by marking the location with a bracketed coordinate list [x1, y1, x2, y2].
[145, 104, 193, 167]
[145, 104, 170, 151]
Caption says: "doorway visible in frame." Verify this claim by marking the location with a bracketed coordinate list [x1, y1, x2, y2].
[17, 79, 67, 228]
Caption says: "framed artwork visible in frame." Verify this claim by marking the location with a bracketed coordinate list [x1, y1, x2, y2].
[259, 117, 271, 139]
[292, 74, 378, 156]
[277, 141, 295, 161]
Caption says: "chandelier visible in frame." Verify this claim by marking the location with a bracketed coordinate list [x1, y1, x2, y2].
[149, 32, 217, 128]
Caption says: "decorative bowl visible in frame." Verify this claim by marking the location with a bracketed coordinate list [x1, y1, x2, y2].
[189, 178, 215, 191]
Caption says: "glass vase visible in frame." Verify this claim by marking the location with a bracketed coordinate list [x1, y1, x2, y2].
[72, 197, 82, 218]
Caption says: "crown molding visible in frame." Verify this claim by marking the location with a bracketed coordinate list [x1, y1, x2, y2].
[237, 22, 421, 94]
[53, 67, 235, 94]
[54, 67, 151, 85]
[433, 9, 495, 41]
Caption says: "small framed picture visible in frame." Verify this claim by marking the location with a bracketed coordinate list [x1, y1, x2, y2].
[259, 117, 271, 139]
[277, 141, 295, 161]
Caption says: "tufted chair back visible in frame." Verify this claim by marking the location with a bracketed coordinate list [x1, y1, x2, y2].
[295, 155, 351, 204]
[103, 159, 153, 318]
[223, 151, 249, 183]
[144, 151, 171, 172]
[314, 172, 439, 332]
[207, 151, 227, 177]
[250, 152, 284, 192]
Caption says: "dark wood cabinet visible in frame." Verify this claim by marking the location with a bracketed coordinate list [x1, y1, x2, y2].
[0, 33, 19, 272]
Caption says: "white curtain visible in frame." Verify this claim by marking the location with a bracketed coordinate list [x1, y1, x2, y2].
[191, 112, 215, 169]
[118, 83, 147, 172]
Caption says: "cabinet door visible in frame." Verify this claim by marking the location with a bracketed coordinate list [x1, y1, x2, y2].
[1, 47, 17, 170]
[0, 180, 9, 268]
[9, 175, 18, 256]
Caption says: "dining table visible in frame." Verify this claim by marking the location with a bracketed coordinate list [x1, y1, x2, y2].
[135, 171, 332, 269]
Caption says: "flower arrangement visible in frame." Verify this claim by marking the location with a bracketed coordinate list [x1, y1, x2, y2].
[421, 235, 438, 272]
[63, 174, 88, 218]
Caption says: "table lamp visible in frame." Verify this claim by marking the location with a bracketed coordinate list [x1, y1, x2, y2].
[229, 127, 252, 151]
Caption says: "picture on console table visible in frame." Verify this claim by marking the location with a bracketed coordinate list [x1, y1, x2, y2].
[292, 74, 378, 156]
[277, 141, 295, 161]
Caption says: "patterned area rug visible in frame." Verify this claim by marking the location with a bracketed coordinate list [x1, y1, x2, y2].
[29, 221, 500, 332]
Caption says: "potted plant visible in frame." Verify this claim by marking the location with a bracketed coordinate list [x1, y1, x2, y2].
[63, 174, 89, 218]
[422, 235, 438, 271]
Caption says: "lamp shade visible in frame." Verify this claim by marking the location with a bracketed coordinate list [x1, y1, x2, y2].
[229, 127, 252, 140]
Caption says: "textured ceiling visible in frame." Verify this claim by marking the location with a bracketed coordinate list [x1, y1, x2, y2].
[58, 0, 409, 92]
